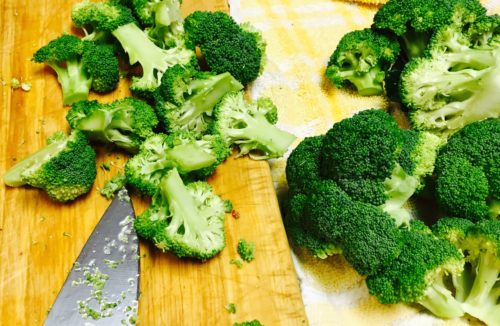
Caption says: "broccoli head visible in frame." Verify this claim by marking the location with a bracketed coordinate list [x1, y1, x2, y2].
[435, 119, 500, 221]
[66, 97, 158, 153]
[237, 239, 255, 262]
[71, 0, 196, 95]
[125, 132, 230, 196]
[211, 91, 296, 159]
[155, 64, 243, 138]
[3, 130, 97, 202]
[401, 15, 500, 134]
[184, 11, 266, 85]
[134, 168, 226, 261]
[366, 229, 465, 319]
[326, 28, 400, 96]
[373, 0, 486, 59]
[32, 34, 119, 105]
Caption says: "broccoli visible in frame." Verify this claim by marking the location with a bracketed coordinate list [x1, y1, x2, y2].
[184, 11, 266, 85]
[400, 15, 500, 134]
[320, 109, 440, 225]
[155, 64, 243, 138]
[366, 229, 465, 319]
[100, 173, 127, 199]
[66, 97, 158, 153]
[134, 168, 226, 260]
[129, 0, 185, 49]
[32, 34, 119, 105]
[125, 132, 230, 196]
[237, 239, 255, 262]
[211, 91, 296, 159]
[325, 28, 400, 96]
[233, 321, 263, 326]
[434, 119, 500, 221]
[71, 1, 196, 95]
[3, 130, 97, 202]
[373, 0, 486, 59]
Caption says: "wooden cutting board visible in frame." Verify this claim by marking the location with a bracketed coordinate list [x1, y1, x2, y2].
[0, 0, 307, 324]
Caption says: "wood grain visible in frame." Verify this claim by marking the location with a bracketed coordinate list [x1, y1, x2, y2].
[0, 0, 307, 325]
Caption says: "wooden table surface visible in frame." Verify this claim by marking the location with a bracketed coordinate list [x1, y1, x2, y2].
[0, 0, 307, 324]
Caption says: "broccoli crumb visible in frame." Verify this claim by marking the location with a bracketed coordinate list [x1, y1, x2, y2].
[21, 82, 31, 91]
[233, 320, 263, 326]
[230, 258, 243, 268]
[237, 239, 255, 262]
[100, 173, 127, 200]
[100, 162, 111, 171]
[63, 231, 71, 237]
[10, 78, 20, 89]
[225, 303, 236, 314]
[224, 199, 233, 213]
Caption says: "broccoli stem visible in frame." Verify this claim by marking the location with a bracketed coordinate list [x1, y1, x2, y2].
[381, 164, 419, 226]
[465, 252, 500, 305]
[228, 111, 296, 159]
[161, 169, 207, 239]
[178, 73, 243, 124]
[401, 29, 430, 59]
[452, 265, 474, 302]
[112, 23, 171, 86]
[51, 60, 91, 105]
[167, 143, 216, 172]
[3, 139, 67, 187]
[419, 278, 464, 319]
[337, 66, 385, 96]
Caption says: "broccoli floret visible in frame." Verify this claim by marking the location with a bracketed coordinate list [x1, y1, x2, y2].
[326, 28, 400, 96]
[434, 119, 500, 221]
[155, 65, 243, 138]
[320, 109, 426, 225]
[237, 239, 255, 262]
[366, 229, 465, 319]
[100, 173, 127, 199]
[66, 97, 158, 153]
[184, 11, 266, 85]
[3, 130, 96, 202]
[134, 168, 226, 261]
[401, 16, 500, 134]
[71, 1, 196, 95]
[211, 91, 296, 159]
[373, 0, 486, 59]
[32, 34, 119, 105]
[285, 135, 323, 196]
[458, 220, 500, 325]
[125, 132, 230, 196]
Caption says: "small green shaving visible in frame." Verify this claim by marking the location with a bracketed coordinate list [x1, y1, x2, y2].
[225, 303, 236, 314]
[100, 162, 111, 171]
[224, 199, 233, 213]
[100, 173, 127, 199]
[233, 320, 263, 326]
[237, 239, 255, 262]
[230, 258, 243, 268]
[11, 78, 20, 89]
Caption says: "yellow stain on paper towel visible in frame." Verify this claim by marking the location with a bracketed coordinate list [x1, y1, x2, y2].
[235, 0, 497, 325]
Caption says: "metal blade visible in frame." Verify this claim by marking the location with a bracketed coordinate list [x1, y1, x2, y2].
[45, 188, 140, 326]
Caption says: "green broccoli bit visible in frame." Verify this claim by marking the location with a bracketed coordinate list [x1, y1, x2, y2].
[233, 320, 263, 326]
[134, 168, 226, 260]
[211, 91, 296, 160]
[225, 303, 236, 314]
[184, 11, 265, 85]
[100, 173, 127, 199]
[326, 28, 400, 96]
[3, 130, 97, 202]
[229, 258, 243, 268]
[32, 34, 119, 105]
[237, 239, 255, 262]
[66, 97, 158, 153]
[156, 65, 243, 138]
[223, 200, 233, 213]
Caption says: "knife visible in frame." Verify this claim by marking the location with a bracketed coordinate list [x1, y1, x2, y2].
[45, 188, 140, 326]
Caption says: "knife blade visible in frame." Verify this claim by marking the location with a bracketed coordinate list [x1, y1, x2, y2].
[45, 188, 140, 326]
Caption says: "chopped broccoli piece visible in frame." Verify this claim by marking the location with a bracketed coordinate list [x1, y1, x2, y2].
[435, 119, 500, 221]
[125, 132, 230, 196]
[66, 97, 158, 153]
[223, 199, 233, 213]
[233, 320, 263, 326]
[401, 15, 500, 134]
[32, 34, 119, 105]
[326, 28, 400, 96]
[134, 168, 226, 261]
[230, 258, 243, 268]
[237, 239, 255, 262]
[3, 130, 96, 202]
[71, 1, 196, 95]
[100, 173, 127, 199]
[184, 11, 266, 85]
[366, 229, 465, 319]
[225, 303, 236, 314]
[211, 91, 296, 159]
[155, 64, 243, 138]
